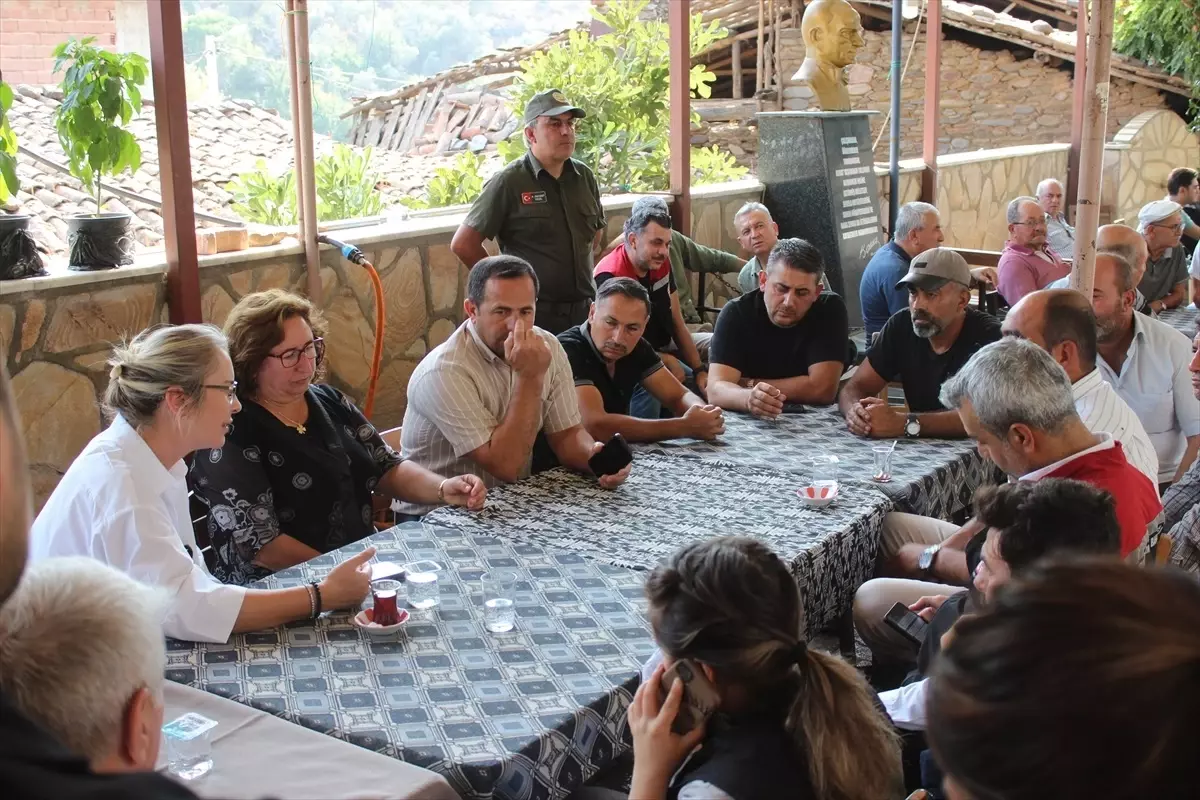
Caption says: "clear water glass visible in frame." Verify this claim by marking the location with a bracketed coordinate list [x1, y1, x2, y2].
[481, 570, 517, 633]
[163, 718, 214, 781]
[810, 453, 840, 490]
[872, 444, 894, 483]
[406, 569, 440, 609]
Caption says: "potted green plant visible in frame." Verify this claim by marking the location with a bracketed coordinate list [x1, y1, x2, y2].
[0, 78, 46, 280]
[52, 37, 148, 271]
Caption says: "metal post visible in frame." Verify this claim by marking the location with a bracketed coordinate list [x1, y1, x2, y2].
[669, 0, 692, 238]
[147, 0, 201, 324]
[204, 35, 219, 104]
[1070, 0, 1114, 296]
[289, 0, 321, 301]
[888, 0, 902, 235]
[1066, 0, 1089, 220]
[284, 0, 306, 258]
[920, 0, 942, 204]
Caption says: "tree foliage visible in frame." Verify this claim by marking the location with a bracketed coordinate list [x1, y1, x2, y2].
[1115, 0, 1200, 124]
[226, 144, 383, 224]
[52, 38, 148, 213]
[398, 152, 487, 211]
[496, 0, 728, 192]
[0, 81, 18, 202]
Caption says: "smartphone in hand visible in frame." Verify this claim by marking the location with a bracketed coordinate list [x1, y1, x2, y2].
[659, 658, 721, 735]
[588, 433, 633, 477]
[884, 602, 930, 647]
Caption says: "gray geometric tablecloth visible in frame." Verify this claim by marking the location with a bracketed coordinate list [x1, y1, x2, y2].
[425, 452, 895, 633]
[1160, 305, 1199, 339]
[634, 406, 999, 521]
[165, 523, 656, 800]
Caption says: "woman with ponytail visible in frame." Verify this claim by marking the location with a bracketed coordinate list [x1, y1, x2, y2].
[628, 536, 902, 800]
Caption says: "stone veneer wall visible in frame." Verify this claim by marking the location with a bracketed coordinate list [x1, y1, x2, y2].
[697, 26, 1187, 165]
[1, 183, 763, 510]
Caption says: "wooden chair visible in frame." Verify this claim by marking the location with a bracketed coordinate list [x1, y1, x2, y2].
[374, 426, 403, 530]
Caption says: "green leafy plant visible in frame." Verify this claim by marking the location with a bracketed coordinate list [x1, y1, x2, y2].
[1115, 0, 1200, 127]
[52, 37, 149, 214]
[314, 144, 383, 221]
[691, 145, 749, 186]
[399, 151, 486, 211]
[0, 81, 17, 203]
[226, 159, 297, 226]
[496, 0, 728, 193]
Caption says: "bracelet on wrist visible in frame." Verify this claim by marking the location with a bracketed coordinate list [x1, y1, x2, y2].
[437, 479, 448, 502]
[310, 581, 323, 618]
[304, 583, 316, 618]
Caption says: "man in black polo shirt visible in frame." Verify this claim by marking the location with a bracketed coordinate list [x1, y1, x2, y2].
[707, 238, 850, 417]
[558, 278, 725, 443]
[452, 88, 607, 334]
[840, 247, 1001, 439]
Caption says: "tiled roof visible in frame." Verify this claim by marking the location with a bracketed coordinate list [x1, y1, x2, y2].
[1, 84, 501, 261]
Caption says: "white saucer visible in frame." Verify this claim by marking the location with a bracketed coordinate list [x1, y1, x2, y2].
[353, 607, 410, 636]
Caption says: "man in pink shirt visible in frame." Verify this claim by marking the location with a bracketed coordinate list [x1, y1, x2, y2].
[997, 195, 1070, 305]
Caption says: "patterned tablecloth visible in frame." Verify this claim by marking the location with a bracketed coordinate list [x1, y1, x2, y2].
[1160, 305, 1199, 340]
[425, 452, 895, 633]
[634, 406, 998, 521]
[165, 523, 657, 800]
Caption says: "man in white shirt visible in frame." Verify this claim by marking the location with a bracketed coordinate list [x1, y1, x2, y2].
[1092, 252, 1200, 486]
[401, 255, 631, 515]
[1190, 239, 1200, 309]
[1037, 178, 1075, 261]
[1048, 224, 1149, 314]
[1002, 288, 1159, 483]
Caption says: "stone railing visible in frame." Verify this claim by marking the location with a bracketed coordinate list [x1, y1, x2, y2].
[1, 181, 763, 509]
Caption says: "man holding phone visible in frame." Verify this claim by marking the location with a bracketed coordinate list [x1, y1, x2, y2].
[880, 478, 1121, 732]
[559, 278, 725, 443]
[400, 256, 631, 515]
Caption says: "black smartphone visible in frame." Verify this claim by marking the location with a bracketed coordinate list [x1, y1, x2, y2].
[588, 433, 633, 477]
[659, 658, 721, 735]
[884, 602, 930, 646]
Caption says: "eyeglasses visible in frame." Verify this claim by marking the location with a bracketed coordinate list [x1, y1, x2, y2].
[1013, 220, 1046, 228]
[1149, 220, 1185, 232]
[203, 381, 239, 402]
[268, 338, 325, 368]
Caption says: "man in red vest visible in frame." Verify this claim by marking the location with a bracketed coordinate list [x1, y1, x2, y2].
[593, 201, 707, 418]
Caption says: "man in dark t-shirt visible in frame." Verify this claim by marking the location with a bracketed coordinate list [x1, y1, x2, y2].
[840, 248, 1001, 438]
[707, 238, 851, 418]
[558, 278, 724, 443]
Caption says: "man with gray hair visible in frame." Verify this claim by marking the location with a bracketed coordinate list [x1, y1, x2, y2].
[997, 195, 1069, 305]
[0, 363, 196, 796]
[858, 201, 945, 338]
[1037, 178, 1075, 260]
[594, 199, 708, 416]
[0, 558, 168, 775]
[734, 201, 780, 294]
[852, 337, 1162, 664]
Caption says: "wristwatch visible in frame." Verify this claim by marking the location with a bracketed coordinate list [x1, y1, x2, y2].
[904, 413, 921, 438]
[917, 544, 941, 575]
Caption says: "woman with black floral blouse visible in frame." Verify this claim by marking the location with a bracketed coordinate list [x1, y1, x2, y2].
[188, 290, 485, 585]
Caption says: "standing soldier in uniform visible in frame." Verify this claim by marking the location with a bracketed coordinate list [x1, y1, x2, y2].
[452, 89, 608, 334]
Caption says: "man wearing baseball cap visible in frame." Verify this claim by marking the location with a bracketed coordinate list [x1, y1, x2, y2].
[1137, 199, 1188, 312]
[839, 247, 1001, 439]
[452, 88, 607, 334]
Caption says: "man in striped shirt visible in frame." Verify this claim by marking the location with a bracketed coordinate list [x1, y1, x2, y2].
[399, 256, 631, 516]
[1001, 289, 1159, 484]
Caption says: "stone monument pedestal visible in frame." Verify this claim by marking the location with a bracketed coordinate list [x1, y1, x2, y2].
[755, 111, 884, 328]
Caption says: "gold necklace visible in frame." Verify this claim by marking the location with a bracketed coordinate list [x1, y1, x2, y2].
[261, 399, 307, 434]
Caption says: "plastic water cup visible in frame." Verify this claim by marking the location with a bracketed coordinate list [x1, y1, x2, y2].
[872, 445, 894, 483]
[811, 453, 840, 485]
[481, 570, 517, 633]
[406, 569, 440, 609]
[163, 713, 216, 781]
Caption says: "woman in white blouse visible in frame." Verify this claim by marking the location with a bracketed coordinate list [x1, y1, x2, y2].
[30, 324, 373, 643]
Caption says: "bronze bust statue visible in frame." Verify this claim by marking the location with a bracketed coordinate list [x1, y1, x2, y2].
[793, 0, 866, 112]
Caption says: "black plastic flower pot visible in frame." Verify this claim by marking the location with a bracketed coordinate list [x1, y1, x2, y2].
[0, 214, 48, 281]
[67, 212, 135, 271]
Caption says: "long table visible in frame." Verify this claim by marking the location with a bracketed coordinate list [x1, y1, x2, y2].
[425, 452, 895, 634]
[1160, 304, 1199, 340]
[166, 523, 656, 800]
[635, 406, 997, 521]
